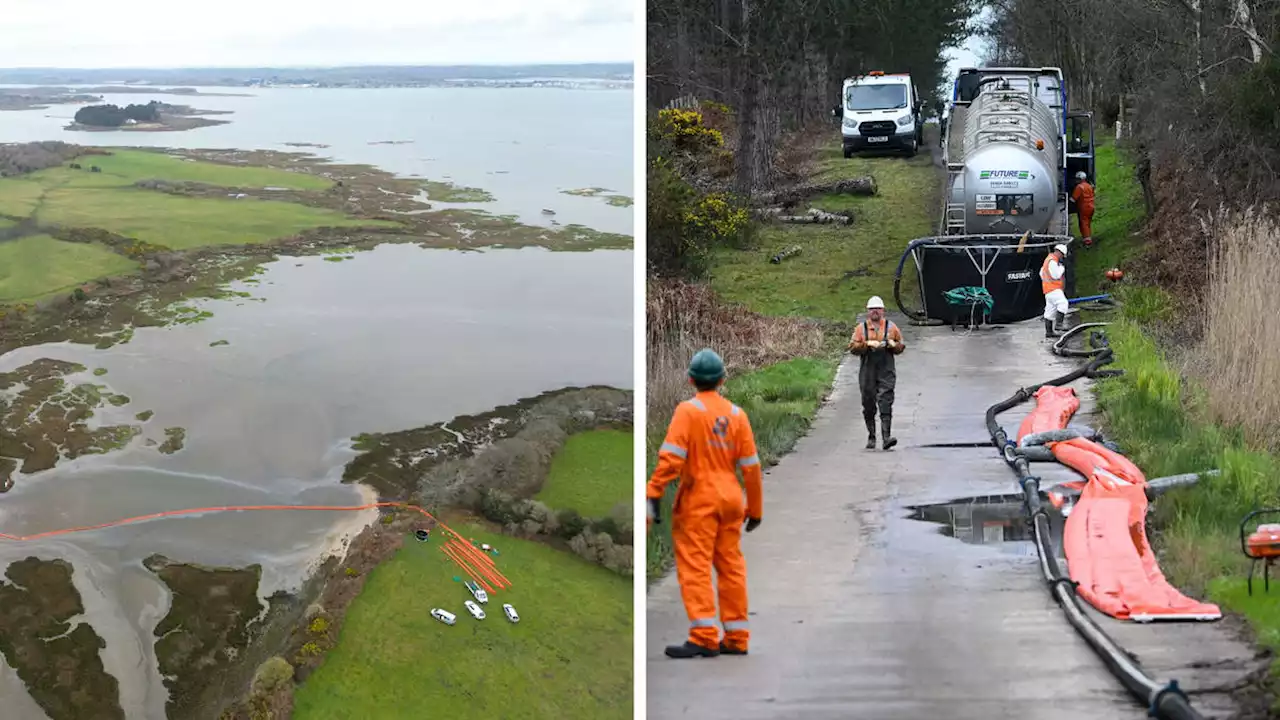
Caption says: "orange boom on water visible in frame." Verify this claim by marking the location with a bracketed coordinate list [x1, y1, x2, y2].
[0, 501, 514, 592]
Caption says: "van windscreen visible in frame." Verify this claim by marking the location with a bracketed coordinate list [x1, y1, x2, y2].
[845, 83, 908, 111]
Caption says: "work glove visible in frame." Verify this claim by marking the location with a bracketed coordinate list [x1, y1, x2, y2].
[886, 338, 898, 349]
[866, 340, 884, 350]
[744, 516, 762, 533]
[648, 497, 662, 526]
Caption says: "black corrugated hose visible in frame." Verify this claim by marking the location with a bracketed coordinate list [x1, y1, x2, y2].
[984, 338, 1204, 720]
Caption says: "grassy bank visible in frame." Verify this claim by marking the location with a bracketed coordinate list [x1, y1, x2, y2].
[1081, 136, 1280, 694]
[1071, 140, 1146, 293]
[710, 145, 935, 322]
[293, 523, 631, 720]
[645, 135, 939, 581]
[535, 428, 633, 518]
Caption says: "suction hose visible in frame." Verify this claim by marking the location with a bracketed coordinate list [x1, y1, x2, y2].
[984, 345, 1204, 720]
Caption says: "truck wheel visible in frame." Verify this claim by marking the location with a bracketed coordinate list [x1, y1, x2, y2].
[904, 138, 918, 158]
[843, 146, 853, 159]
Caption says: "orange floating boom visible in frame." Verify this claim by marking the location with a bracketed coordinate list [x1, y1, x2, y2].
[1018, 386, 1221, 622]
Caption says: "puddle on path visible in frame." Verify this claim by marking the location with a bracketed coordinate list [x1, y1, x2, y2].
[907, 493, 1067, 559]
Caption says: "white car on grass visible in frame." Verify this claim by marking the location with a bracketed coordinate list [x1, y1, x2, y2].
[431, 608, 456, 626]
[464, 600, 485, 620]
[465, 580, 488, 604]
[503, 603, 519, 623]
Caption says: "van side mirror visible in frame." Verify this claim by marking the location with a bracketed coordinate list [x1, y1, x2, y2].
[831, 106, 839, 118]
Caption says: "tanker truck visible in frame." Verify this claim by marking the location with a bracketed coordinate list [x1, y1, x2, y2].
[894, 66, 1097, 326]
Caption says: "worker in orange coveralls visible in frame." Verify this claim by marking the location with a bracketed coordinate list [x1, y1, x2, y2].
[1071, 171, 1096, 247]
[647, 348, 763, 659]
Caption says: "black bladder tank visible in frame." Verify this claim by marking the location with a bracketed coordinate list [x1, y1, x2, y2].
[913, 237, 1076, 324]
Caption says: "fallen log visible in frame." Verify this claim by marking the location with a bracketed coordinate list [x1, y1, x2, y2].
[770, 245, 802, 263]
[756, 207, 853, 225]
[755, 176, 877, 207]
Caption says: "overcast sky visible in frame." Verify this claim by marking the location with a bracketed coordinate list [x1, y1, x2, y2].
[0, 0, 633, 68]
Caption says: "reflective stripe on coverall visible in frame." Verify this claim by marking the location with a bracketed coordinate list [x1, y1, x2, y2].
[648, 391, 763, 651]
[1041, 252, 1068, 320]
[848, 319, 905, 421]
[1071, 181, 1095, 239]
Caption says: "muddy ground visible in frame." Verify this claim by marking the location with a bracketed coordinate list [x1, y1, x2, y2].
[0, 358, 172, 491]
[0, 558, 123, 720]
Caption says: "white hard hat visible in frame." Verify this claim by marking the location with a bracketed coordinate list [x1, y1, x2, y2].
[1054, 243, 1069, 255]
[866, 295, 885, 310]
[1075, 171, 1087, 180]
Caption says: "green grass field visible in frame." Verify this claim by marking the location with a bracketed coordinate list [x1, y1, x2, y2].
[35, 187, 374, 250]
[0, 235, 138, 303]
[710, 145, 936, 322]
[32, 149, 334, 191]
[535, 429, 633, 517]
[0, 179, 48, 217]
[293, 524, 631, 720]
[0, 148, 396, 302]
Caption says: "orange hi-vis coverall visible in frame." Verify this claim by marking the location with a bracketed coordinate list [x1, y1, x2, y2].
[648, 391, 763, 652]
[1072, 180, 1095, 241]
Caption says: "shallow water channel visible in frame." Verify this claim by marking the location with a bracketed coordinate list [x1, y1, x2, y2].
[0, 244, 632, 716]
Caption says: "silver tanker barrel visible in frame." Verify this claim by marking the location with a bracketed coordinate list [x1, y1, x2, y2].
[893, 234, 1076, 325]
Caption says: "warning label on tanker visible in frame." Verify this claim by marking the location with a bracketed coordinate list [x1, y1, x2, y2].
[975, 193, 1034, 216]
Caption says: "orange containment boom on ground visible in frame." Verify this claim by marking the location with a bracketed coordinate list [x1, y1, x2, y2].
[1018, 386, 1221, 622]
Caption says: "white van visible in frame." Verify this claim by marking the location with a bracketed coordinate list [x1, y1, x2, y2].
[465, 580, 488, 604]
[431, 608, 457, 626]
[836, 71, 923, 158]
[464, 600, 486, 620]
[503, 603, 519, 623]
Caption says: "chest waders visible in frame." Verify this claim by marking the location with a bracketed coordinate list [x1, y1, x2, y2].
[860, 319, 898, 450]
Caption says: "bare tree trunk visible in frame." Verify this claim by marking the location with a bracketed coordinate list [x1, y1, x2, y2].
[1190, 0, 1206, 94]
[1233, 0, 1264, 63]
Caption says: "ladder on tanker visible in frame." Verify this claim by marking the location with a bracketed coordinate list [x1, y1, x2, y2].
[943, 164, 966, 234]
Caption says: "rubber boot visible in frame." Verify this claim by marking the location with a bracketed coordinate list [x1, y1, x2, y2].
[1044, 318, 1060, 338]
[719, 642, 748, 656]
[881, 416, 897, 450]
[665, 641, 719, 659]
[865, 414, 876, 450]
[1054, 311, 1067, 335]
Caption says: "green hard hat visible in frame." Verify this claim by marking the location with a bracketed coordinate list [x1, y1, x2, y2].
[688, 348, 726, 383]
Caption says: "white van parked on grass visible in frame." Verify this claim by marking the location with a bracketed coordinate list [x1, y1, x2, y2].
[464, 600, 486, 620]
[836, 71, 923, 158]
[503, 603, 519, 623]
[431, 608, 456, 626]
[465, 580, 488, 604]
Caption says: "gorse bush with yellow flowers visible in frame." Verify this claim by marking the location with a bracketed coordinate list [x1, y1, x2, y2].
[653, 108, 725, 150]
[648, 105, 752, 279]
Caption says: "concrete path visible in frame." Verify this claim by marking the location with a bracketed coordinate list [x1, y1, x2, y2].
[646, 319, 1260, 719]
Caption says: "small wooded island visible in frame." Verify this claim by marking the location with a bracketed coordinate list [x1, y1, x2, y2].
[67, 101, 231, 132]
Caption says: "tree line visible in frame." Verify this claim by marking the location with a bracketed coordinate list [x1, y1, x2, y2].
[984, 0, 1280, 294]
[73, 101, 161, 127]
[648, 0, 976, 193]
